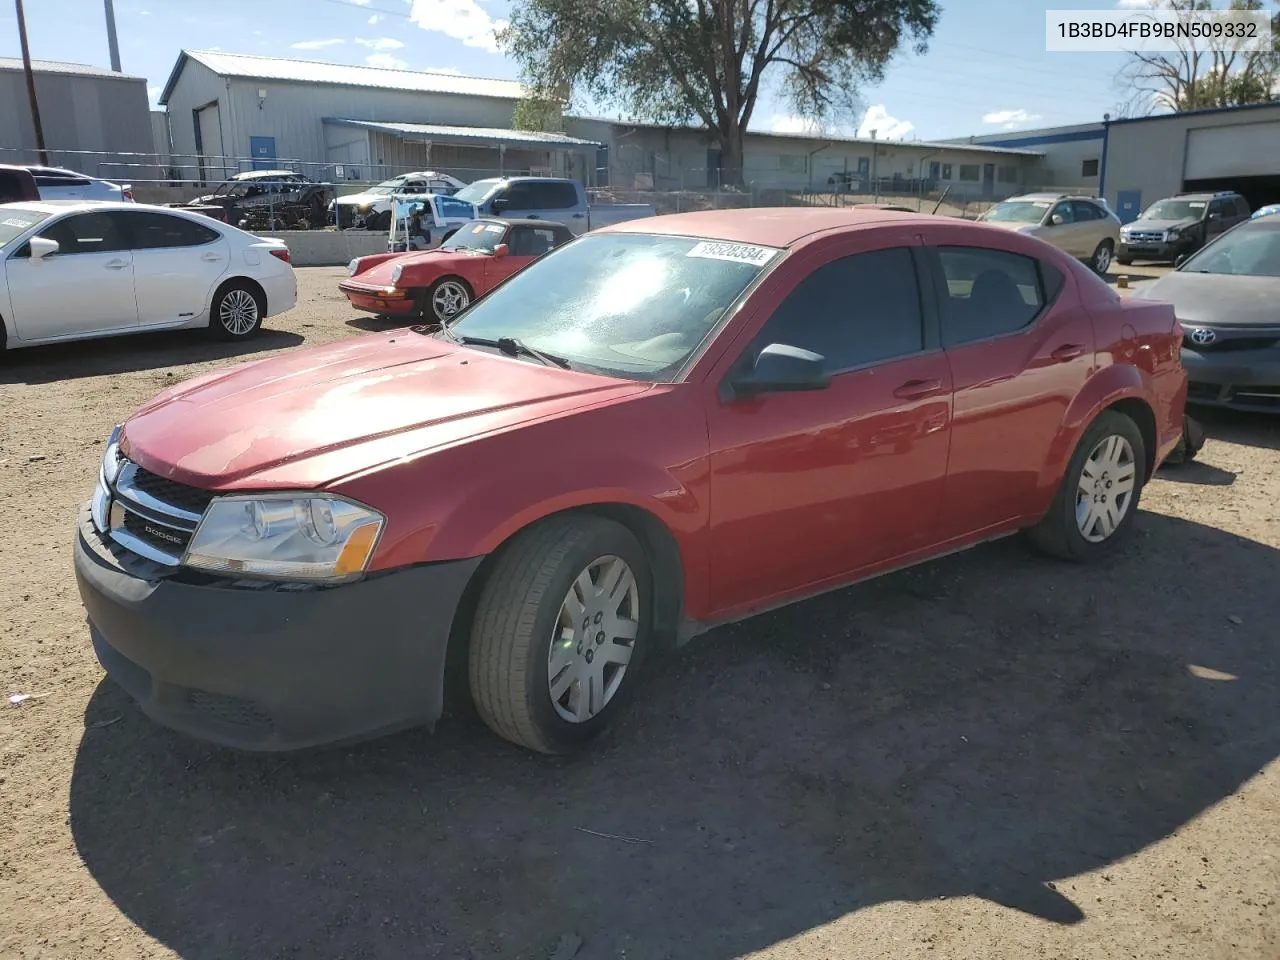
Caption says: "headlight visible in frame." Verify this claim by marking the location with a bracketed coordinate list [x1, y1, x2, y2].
[347, 258, 359, 276]
[184, 494, 384, 583]
[389, 264, 403, 285]
[101, 424, 123, 486]
[1163, 228, 1181, 241]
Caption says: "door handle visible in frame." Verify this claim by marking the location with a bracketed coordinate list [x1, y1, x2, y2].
[893, 378, 943, 400]
[572, 213, 586, 219]
[1051, 343, 1085, 362]
[104, 259, 129, 270]
[200, 252, 223, 262]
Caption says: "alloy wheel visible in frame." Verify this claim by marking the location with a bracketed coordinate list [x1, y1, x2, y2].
[219, 289, 259, 335]
[547, 555, 640, 723]
[432, 281, 470, 320]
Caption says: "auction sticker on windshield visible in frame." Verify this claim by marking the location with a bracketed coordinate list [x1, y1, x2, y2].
[686, 241, 781, 266]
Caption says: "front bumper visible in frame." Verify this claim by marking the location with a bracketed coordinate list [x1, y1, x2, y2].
[338, 280, 416, 316]
[1181, 347, 1280, 414]
[74, 504, 482, 751]
[1118, 238, 1193, 261]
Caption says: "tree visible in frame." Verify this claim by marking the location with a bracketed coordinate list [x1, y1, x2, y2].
[498, 0, 940, 186]
[1115, 0, 1279, 115]
[512, 96, 565, 133]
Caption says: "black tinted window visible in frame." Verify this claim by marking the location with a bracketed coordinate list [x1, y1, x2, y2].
[32, 169, 91, 186]
[501, 183, 534, 207]
[527, 181, 578, 209]
[1050, 202, 1075, 224]
[935, 246, 1045, 346]
[125, 211, 220, 248]
[751, 248, 924, 371]
[38, 212, 129, 255]
[508, 226, 559, 257]
[1072, 201, 1103, 221]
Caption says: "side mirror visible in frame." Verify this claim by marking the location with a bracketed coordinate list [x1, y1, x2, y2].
[1207, 212, 1221, 221]
[1174, 253, 1189, 268]
[1049, 213, 1065, 226]
[490, 197, 509, 214]
[729, 343, 831, 397]
[28, 236, 59, 260]
[492, 243, 509, 258]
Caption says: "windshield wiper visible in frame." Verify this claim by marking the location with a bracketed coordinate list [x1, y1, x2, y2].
[458, 335, 572, 369]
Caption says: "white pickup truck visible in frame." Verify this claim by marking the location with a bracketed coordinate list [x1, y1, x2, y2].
[449, 177, 655, 236]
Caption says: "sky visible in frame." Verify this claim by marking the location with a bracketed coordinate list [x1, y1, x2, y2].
[0, 0, 1146, 142]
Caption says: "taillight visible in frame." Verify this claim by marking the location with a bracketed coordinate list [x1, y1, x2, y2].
[269, 248, 291, 264]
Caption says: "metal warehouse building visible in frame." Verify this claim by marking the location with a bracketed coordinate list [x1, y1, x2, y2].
[0, 57, 155, 180]
[158, 50, 602, 186]
[156, 50, 1045, 197]
[964, 102, 1280, 222]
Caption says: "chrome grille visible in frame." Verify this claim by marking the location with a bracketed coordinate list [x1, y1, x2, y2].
[1124, 231, 1164, 243]
[105, 460, 210, 566]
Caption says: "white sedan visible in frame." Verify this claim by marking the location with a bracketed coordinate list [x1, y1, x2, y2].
[0, 201, 297, 351]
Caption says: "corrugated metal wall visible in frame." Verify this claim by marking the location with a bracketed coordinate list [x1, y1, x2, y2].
[0, 68, 155, 179]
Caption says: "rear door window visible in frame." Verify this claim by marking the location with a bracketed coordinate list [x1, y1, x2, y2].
[527, 181, 579, 210]
[124, 211, 220, 249]
[932, 246, 1047, 346]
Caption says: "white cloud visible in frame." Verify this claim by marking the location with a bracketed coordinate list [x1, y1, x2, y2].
[770, 114, 823, 135]
[857, 105, 913, 140]
[368, 13, 384, 24]
[427, 66, 464, 75]
[147, 84, 160, 100]
[981, 108, 1043, 130]
[355, 37, 406, 51]
[365, 53, 409, 70]
[290, 38, 345, 50]
[407, 0, 507, 54]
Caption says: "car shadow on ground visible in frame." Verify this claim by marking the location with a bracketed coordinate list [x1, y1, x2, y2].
[1158, 459, 1237, 486]
[345, 314, 417, 334]
[69, 512, 1279, 960]
[1191, 407, 1280, 452]
[0, 329, 305, 385]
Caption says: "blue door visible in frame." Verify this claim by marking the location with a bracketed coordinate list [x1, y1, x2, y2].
[249, 136, 277, 170]
[1116, 190, 1142, 224]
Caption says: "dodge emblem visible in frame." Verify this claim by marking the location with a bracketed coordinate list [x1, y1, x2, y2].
[1189, 328, 1216, 345]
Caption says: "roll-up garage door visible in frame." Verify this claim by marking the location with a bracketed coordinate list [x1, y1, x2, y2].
[1184, 121, 1280, 179]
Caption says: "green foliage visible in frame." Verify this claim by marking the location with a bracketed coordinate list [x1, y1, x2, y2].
[512, 97, 565, 132]
[498, 0, 940, 183]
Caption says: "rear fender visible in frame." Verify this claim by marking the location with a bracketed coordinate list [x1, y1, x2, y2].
[1035, 363, 1153, 499]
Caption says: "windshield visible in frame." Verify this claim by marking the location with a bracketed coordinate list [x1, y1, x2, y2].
[1141, 199, 1206, 221]
[1179, 220, 1280, 278]
[452, 179, 501, 205]
[981, 201, 1049, 224]
[443, 233, 781, 381]
[0, 208, 51, 247]
[442, 220, 507, 253]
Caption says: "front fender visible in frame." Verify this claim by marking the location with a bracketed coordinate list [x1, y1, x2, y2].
[1035, 362, 1153, 495]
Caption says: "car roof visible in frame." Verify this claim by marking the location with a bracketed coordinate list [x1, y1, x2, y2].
[601, 206, 931, 247]
[1, 200, 200, 215]
[1009, 192, 1100, 202]
[230, 170, 297, 180]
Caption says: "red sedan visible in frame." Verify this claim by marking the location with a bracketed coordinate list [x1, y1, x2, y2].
[75, 207, 1188, 755]
[339, 217, 573, 322]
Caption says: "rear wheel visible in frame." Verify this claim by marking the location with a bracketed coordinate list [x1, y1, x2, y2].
[209, 281, 264, 341]
[468, 515, 652, 754]
[1026, 410, 1146, 562]
[1090, 240, 1114, 275]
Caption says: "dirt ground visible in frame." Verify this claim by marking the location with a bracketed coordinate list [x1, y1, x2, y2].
[1, 266, 1277, 960]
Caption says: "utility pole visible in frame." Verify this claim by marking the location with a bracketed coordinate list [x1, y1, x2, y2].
[15, 0, 49, 165]
[104, 0, 121, 72]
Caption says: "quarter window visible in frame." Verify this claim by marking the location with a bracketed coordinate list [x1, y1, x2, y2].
[1071, 200, 1101, 221]
[125, 211, 220, 249]
[934, 246, 1046, 346]
[750, 248, 925, 371]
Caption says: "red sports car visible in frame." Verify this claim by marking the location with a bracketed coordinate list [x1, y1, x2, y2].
[339, 217, 574, 323]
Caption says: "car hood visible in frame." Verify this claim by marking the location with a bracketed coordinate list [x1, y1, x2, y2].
[1124, 218, 1197, 232]
[1133, 271, 1280, 326]
[353, 248, 486, 284]
[120, 333, 647, 490]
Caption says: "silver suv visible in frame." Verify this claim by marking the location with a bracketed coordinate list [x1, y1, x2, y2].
[978, 193, 1122, 275]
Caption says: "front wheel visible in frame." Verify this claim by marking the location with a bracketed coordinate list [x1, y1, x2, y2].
[1026, 410, 1146, 562]
[426, 277, 471, 322]
[468, 516, 652, 754]
[1090, 240, 1114, 275]
[209, 282, 264, 341]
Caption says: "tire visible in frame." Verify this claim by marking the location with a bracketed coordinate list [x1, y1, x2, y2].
[468, 515, 653, 754]
[1090, 240, 1114, 275]
[209, 281, 265, 341]
[1026, 410, 1146, 562]
[1116, 257, 1133, 266]
[426, 277, 472, 323]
